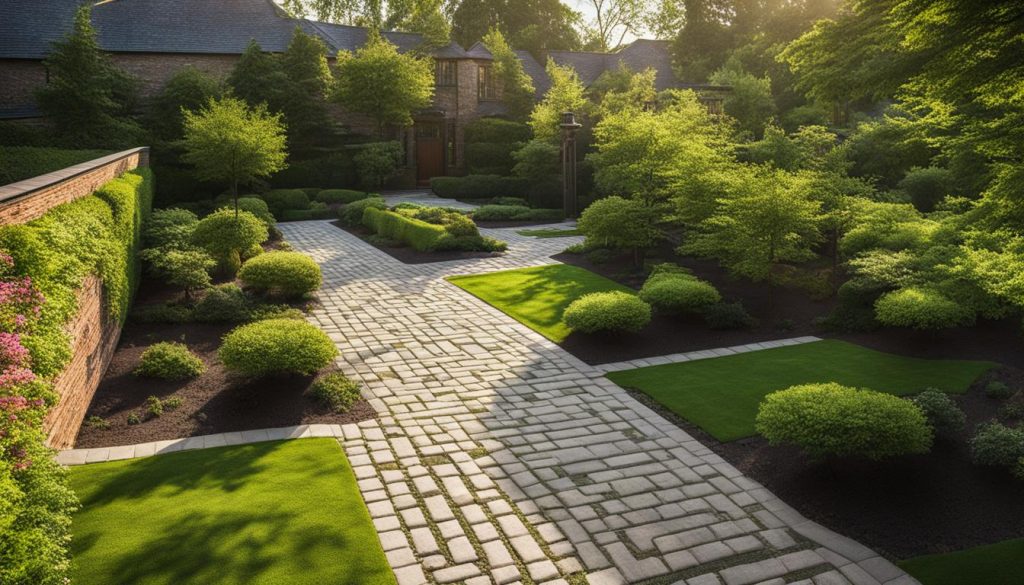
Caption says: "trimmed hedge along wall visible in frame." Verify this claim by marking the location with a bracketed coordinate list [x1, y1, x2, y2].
[0, 168, 153, 585]
[362, 207, 446, 251]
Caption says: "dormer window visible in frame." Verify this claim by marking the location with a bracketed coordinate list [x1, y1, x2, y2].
[436, 60, 457, 87]
[478, 64, 497, 101]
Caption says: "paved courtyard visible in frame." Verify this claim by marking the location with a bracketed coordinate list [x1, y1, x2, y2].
[62, 216, 918, 585]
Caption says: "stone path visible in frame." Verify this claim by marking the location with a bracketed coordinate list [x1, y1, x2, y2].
[62, 219, 918, 585]
[279, 220, 918, 585]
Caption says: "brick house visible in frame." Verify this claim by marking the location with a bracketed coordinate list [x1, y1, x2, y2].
[0, 0, 725, 184]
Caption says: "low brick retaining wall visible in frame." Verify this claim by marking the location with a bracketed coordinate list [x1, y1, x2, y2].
[1, 147, 148, 448]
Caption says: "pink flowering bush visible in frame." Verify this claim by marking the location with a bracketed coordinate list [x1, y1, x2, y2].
[0, 252, 44, 334]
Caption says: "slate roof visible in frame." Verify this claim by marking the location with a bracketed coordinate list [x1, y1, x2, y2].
[0, 0, 427, 59]
[515, 50, 550, 99]
[464, 42, 493, 61]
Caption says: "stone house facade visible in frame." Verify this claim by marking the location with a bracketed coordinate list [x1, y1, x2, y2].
[0, 0, 724, 185]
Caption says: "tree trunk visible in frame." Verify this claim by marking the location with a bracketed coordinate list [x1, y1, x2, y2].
[232, 178, 239, 219]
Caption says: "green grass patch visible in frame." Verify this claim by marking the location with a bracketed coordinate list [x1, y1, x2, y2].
[516, 228, 582, 238]
[900, 538, 1024, 585]
[607, 339, 994, 442]
[447, 264, 633, 342]
[69, 439, 395, 585]
[0, 146, 112, 184]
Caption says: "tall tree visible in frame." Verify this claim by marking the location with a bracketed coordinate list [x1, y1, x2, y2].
[146, 66, 223, 141]
[529, 59, 589, 142]
[227, 41, 290, 113]
[281, 27, 335, 150]
[332, 30, 435, 136]
[35, 5, 142, 147]
[708, 57, 775, 138]
[482, 28, 536, 120]
[580, 0, 651, 52]
[182, 97, 288, 205]
[452, 0, 581, 56]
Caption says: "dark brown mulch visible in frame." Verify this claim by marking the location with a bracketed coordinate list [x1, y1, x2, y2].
[628, 368, 1024, 560]
[74, 320, 376, 449]
[554, 245, 1024, 370]
[554, 245, 834, 365]
[331, 220, 504, 264]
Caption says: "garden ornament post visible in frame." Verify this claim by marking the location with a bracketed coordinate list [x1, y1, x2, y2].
[560, 111, 583, 218]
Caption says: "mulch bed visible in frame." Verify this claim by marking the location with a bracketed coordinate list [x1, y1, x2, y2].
[554, 245, 1024, 370]
[332, 220, 504, 264]
[628, 367, 1024, 560]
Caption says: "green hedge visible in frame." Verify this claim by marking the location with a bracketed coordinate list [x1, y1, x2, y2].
[316, 189, 375, 205]
[464, 118, 531, 144]
[431, 175, 530, 199]
[466, 143, 516, 176]
[269, 151, 357, 189]
[0, 146, 112, 185]
[362, 207, 447, 252]
[0, 168, 153, 376]
[280, 208, 336, 221]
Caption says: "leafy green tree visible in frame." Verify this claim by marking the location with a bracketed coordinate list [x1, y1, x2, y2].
[683, 166, 821, 307]
[579, 0, 650, 52]
[280, 27, 335, 150]
[452, 0, 582, 56]
[394, 0, 451, 47]
[182, 97, 288, 206]
[147, 66, 222, 141]
[332, 31, 434, 137]
[482, 28, 536, 120]
[227, 41, 290, 112]
[529, 60, 589, 142]
[589, 86, 731, 207]
[709, 58, 775, 138]
[35, 5, 142, 147]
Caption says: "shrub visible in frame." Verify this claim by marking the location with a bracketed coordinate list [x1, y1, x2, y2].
[472, 205, 563, 222]
[578, 196, 660, 264]
[702, 302, 757, 329]
[134, 341, 205, 380]
[431, 175, 529, 199]
[262, 189, 310, 216]
[363, 207, 448, 252]
[875, 287, 974, 330]
[912, 389, 966, 438]
[492, 196, 529, 207]
[355, 141, 403, 190]
[639, 270, 721, 313]
[269, 151, 356, 189]
[338, 196, 386, 226]
[899, 166, 953, 212]
[563, 292, 651, 334]
[970, 423, 1024, 467]
[139, 247, 214, 299]
[130, 303, 194, 324]
[193, 284, 253, 323]
[144, 208, 198, 249]
[986, 380, 1014, 399]
[317, 189, 374, 205]
[190, 208, 269, 275]
[466, 142, 516, 175]
[309, 373, 362, 412]
[239, 251, 322, 298]
[233, 197, 276, 228]
[465, 118, 531, 144]
[145, 395, 164, 418]
[219, 318, 338, 376]
[756, 383, 934, 460]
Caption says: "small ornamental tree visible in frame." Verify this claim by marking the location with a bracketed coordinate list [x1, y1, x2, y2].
[332, 30, 434, 137]
[182, 97, 288, 208]
[530, 59, 589, 142]
[147, 66, 222, 141]
[354, 142, 404, 191]
[482, 28, 536, 120]
[577, 196, 661, 265]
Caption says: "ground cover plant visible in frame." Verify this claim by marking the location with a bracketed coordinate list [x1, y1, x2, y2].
[607, 339, 993, 441]
[447, 264, 633, 342]
[68, 439, 396, 585]
[899, 538, 1024, 585]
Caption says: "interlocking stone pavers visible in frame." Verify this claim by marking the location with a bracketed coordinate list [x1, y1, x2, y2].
[60, 214, 918, 585]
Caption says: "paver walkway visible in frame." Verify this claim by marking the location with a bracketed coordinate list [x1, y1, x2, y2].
[275, 220, 916, 585]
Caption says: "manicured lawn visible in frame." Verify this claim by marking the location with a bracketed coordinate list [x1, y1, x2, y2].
[900, 538, 1024, 585]
[447, 264, 633, 342]
[69, 439, 395, 585]
[607, 339, 995, 441]
[515, 228, 582, 238]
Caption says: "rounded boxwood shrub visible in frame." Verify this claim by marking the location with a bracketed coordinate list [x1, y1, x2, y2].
[190, 209, 269, 275]
[563, 291, 651, 334]
[219, 318, 338, 376]
[134, 341, 205, 380]
[985, 380, 1014, 399]
[238, 251, 322, 298]
[969, 423, 1024, 467]
[639, 271, 721, 314]
[911, 389, 965, 438]
[339, 196, 387, 226]
[309, 372, 362, 413]
[702, 302, 756, 330]
[874, 287, 974, 330]
[232, 197, 276, 228]
[144, 208, 198, 249]
[755, 382, 934, 460]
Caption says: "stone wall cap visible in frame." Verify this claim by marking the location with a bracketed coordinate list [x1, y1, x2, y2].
[0, 146, 150, 205]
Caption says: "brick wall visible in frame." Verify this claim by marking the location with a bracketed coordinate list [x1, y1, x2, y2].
[0, 149, 148, 448]
[0, 59, 47, 109]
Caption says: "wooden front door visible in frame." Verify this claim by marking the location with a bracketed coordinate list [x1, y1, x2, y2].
[416, 122, 445, 184]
